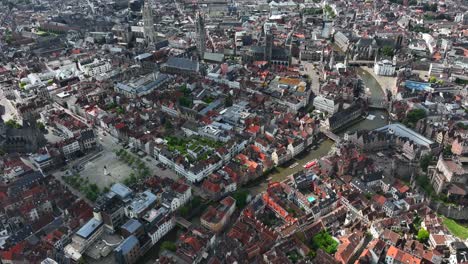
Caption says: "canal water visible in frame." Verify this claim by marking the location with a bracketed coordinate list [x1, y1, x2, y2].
[248, 67, 390, 194]
[142, 66, 392, 262]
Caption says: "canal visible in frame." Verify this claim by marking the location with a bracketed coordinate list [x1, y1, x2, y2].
[248, 66, 390, 194]
[141, 66, 392, 262]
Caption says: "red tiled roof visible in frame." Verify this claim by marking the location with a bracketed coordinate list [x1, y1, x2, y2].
[202, 180, 221, 193]
[1, 241, 25, 260]
[115, 123, 126, 129]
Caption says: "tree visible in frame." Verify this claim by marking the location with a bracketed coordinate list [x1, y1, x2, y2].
[161, 241, 177, 252]
[36, 121, 46, 130]
[178, 205, 189, 217]
[404, 109, 426, 125]
[116, 107, 124, 114]
[443, 145, 452, 156]
[417, 228, 430, 243]
[381, 46, 394, 57]
[5, 119, 21, 128]
[77, 257, 87, 264]
[428, 76, 437, 83]
[311, 230, 338, 254]
[232, 189, 249, 209]
[179, 96, 193, 108]
[89, 183, 99, 193]
[413, 214, 422, 230]
[410, 24, 432, 33]
[165, 121, 173, 130]
[420, 154, 433, 172]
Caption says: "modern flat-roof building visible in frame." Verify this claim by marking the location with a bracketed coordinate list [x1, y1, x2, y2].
[65, 218, 104, 260]
[115, 72, 171, 98]
[125, 190, 157, 219]
[111, 183, 133, 202]
[114, 235, 140, 264]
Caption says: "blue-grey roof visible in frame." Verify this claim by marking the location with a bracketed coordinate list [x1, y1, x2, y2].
[134, 53, 152, 61]
[9, 171, 44, 197]
[203, 52, 224, 63]
[127, 190, 157, 215]
[121, 219, 142, 234]
[116, 73, 171, 95]
[33, 153, 51, 162]
[405, 80, 433, 91]
[375, 123, 435, 148]
[199, 99, 223, 115]
[111, 183, 133, 200]
[166, 57, 199, 72]
[115, 235, 139, 255]
[6, 225, 33, 246]
[76, 218, 103, 239]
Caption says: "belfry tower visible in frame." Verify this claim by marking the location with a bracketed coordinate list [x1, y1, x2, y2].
[143, 0, 156, 45]
[196, 12, 207, 59]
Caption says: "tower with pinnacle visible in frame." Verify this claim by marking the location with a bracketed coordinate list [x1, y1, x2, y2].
[196, 12, 206, 59]
[329, 49, 335, 70]
[264, 29, 273, 62]
[143, 0, 156, 45]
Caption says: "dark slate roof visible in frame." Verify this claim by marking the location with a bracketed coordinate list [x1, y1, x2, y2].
[8, 171, 44, 197]
[356, 38, 375, 47]
[166, 57, 199, 72]
[5, 225, 33, 248]
[329, 103, 362, 124]
[80, 129, 95, 141]
[115, 235, 139, 255]
[361, 170, 384, 183]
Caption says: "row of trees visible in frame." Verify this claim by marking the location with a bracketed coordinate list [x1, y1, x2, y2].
[115, 149, 151, 186]
[63, 174, 101, 201]
[5, 119, 21, 128]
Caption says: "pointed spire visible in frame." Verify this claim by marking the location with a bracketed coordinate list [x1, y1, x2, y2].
[320, 46, 325, 63]
[344, 49, 349, 70]
[329, 49, 335, 70]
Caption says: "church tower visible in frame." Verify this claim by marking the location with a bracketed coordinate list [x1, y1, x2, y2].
[142, 0, 156, 45]
[264, 29, 273, 62]
[196, 12, 207, 59]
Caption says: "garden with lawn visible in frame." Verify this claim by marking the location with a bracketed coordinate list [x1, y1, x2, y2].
[442, 217, 468, 239]
[165, 136, 223, 162]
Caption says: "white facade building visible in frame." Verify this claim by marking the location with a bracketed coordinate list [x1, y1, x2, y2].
[313, 95, 340, 113]
[78, 59, 112, 77]
[142, 207, 176, 245]
[374, 59, 396, 76]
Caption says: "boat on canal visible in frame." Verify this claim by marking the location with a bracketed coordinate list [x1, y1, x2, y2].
[303, 159, 318, 169]
[289, 162, 299, 169]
